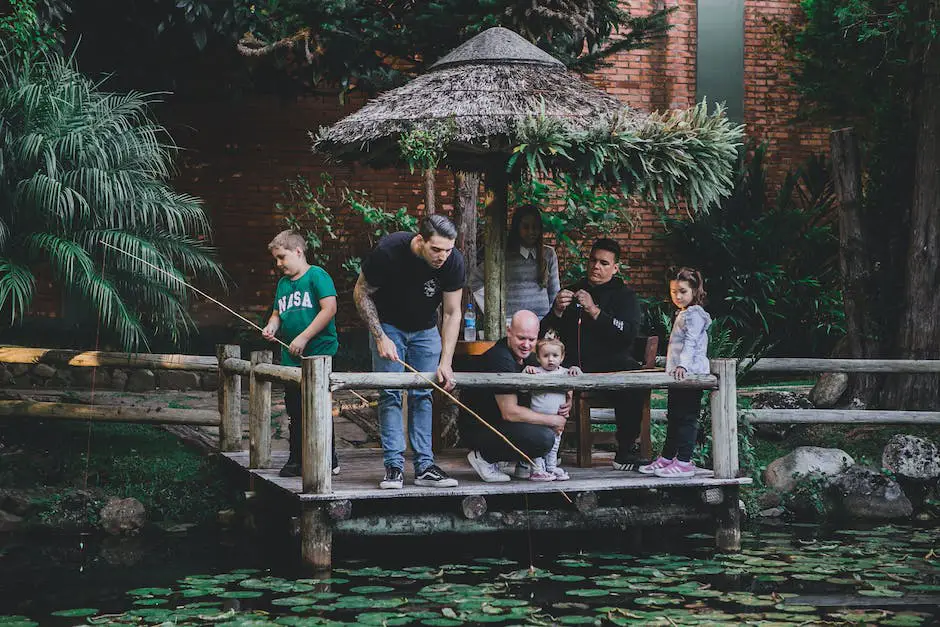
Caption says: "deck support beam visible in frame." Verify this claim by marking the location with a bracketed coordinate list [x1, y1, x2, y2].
[301, 356, 334, 570]
[709, 358, 741, 552]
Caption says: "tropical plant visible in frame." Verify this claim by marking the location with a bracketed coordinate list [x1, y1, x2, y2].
[0, 52, 225, 349]
[281, 174, 337, 268]
[653, 141, 843, 357]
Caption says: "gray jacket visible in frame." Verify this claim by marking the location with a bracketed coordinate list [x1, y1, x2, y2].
[665, 305, 712, 375]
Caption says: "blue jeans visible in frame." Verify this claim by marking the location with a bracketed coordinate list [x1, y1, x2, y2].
[370, 323, 441, 472]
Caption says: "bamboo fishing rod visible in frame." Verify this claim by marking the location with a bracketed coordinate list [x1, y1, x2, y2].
[101, 240, 572, 500]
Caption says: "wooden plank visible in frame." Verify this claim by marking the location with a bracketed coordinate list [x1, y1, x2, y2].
[331, 371, 718, 391]
[709, 359, 738, 480]
[217, 344, 242, 452]
[0, 401, 219, 425]
[745, 358, 940, 373]
[249, 351, 273, 469]
[335, 503, 712, 535]
[302, 356, 332, 495]
[253, 362, 300, 384]
[221, 450, 751, 502]
[0, 347, 218, 371]
[746, 409, 940, 424]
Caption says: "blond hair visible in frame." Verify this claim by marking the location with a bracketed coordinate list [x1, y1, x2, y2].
[268, 230, 307, 252]
[536, 330, 566, 358]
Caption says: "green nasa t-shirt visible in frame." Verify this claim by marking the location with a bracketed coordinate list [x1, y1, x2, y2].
[274, 266, 339, 367]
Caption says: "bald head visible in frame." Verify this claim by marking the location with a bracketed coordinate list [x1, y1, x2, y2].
[506, 310, 539, 362]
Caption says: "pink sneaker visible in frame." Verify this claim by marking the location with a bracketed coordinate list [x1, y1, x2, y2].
[528, 469, 556, 482]
[639, 456, 674, 475]
[653, 459, 696, 478]
[551, 467, 570, 481]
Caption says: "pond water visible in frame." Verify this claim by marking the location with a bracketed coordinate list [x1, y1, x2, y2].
[1, 523, 938, 626]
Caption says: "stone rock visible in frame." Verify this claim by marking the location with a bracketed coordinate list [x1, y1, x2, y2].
[0, 491, 34, 517]
[751, 391, 814, 410]
[125, 369, 155, 392]
[99, 537, 145, 566]
[759, 507, 786, 518]
[99, 497, 147, 535]
[764, 446, 855, 493]
[31, 363, 56, 379]
[110, 369, 128, 390]
[201, 372, 219, 391]
[809, 372, 848, 408]
[0, 509, 23, 532]
[8, 364, 29, 377]
[156, 370, 200, 391]
[71, 367, 112, 389]
[0, 365, 13, 386]
[217, 508, 238, 526]
[757, 491, 782, 509]
[51, 368, 72, 387]
[882, 434, 940, 481]
[831, 465, 913, 520]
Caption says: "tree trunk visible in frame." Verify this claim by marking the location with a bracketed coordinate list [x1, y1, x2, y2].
[829, 128, 880, 401]
[482, 167, 508, 340]
[455, 171, 479, 276]
[881, 4, 940, 409]
[424, 168, 436, 214]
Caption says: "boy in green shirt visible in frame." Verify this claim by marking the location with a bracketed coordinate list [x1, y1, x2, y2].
[262, 230, 340, 477]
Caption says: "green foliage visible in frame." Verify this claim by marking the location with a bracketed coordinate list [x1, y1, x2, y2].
[512, 175, 633, 283]
[281, 174, 338, 268]
[276, 174, 416, 279]
[0, 52, 225, 350]
[242, 0, 673, 94]
[0, 0, 64, 66]
[655, 141, 843, 357]
[398, 120, 456, 174]
[509, 101, 743, 213]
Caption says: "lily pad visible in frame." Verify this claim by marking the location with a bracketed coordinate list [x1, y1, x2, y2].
[50, 608, 99, 617]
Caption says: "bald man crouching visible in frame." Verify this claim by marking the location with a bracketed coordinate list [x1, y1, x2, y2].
[459, 311, 569, 482]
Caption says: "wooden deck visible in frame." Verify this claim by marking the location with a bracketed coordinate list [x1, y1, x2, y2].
[222, 448, 751, 502]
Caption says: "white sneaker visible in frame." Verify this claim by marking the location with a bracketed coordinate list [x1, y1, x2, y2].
[467, 451, 511, 482]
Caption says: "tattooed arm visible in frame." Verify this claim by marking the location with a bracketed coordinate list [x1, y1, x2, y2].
[354, 272, 399, 362]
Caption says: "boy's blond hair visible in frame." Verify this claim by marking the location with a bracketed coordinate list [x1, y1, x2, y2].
[268, 230, 307, 252]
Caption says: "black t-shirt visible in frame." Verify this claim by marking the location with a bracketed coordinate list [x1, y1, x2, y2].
[459, 338, 529, 431]
[362, 232, 465, 331]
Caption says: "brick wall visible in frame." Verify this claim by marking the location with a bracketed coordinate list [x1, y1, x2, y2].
[28, 1, 831, 335]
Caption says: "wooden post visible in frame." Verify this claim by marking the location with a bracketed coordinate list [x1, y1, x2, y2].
[301, 356, 332, 495]
[217, 344, 242, 452]
[709, 358, 738, 479]
[301, 505, 332, 575]
[709, 358, 740, 552]
[482, 168, 508, 340]
[300, 356, 333, 571]
[249, 350, 272, 469]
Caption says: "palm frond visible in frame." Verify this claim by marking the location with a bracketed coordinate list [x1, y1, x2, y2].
[0, 258, 35, 324]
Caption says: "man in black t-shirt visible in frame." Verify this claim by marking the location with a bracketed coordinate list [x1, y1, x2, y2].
[461, 311, 568, 482]
[354, 215, 465, 490]
[540, 238, 648, 471]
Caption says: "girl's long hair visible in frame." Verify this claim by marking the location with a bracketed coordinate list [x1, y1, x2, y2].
[507, 204, 549, 287]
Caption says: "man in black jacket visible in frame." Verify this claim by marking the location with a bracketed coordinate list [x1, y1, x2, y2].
[540, 238, 648, 471]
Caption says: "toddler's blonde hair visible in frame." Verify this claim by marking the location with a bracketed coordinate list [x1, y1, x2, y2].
[536, 330, 566, 358]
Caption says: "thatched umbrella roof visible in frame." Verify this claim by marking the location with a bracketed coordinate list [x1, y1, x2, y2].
[314, 27, 630, 170]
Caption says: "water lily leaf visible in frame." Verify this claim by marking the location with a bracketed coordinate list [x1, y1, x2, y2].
[126, 587, 174, 597]
[882, 614, 928, 626]
[0, 618, 38, 627]
[270, 596, 319, 607]
[858, 588, 904, 597]
[420, 619, 463, 626]
[132, 598, 167, 606]
[217, 590, 264, 599]
[349, 585, 397, 594]
[566, 589, 608, 597]
[50, 608, 99, 617]
[548, 574, 586, 582]
[557, 616, 596, 624]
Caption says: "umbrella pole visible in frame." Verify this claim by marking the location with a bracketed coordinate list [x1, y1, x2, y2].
[482, 167, 508, 340]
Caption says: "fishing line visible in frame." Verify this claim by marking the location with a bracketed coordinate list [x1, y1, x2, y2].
[102, 240, 571, 503]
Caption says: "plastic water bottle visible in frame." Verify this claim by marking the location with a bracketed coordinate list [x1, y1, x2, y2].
[463, 303, 477, 341]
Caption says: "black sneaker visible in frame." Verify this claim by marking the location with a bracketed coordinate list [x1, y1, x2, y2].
[414, 464, 458, 488]
[612, 455, 650, 472]
[278, 458, 301, 477]
[379, 465, 404, 489]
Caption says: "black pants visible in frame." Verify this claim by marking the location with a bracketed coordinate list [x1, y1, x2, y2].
[589, 389, 647, 459]
[463, 419, 555, 463]
[661, 389, 703, 462]
[284, 384, 336, 462]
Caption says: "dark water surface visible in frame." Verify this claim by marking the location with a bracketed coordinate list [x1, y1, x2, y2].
[1, 523, 938, 625]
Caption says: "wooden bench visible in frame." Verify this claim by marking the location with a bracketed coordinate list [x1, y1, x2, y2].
[569, 336, 659, 467]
